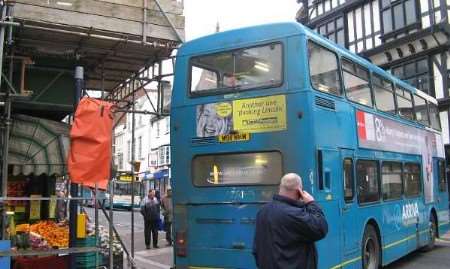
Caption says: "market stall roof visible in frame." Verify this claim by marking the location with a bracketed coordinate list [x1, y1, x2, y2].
[8, 114, 70, 176]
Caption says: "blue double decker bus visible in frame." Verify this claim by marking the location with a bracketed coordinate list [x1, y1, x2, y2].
[171, 22, 449, 269]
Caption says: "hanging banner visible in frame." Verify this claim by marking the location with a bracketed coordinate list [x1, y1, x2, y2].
[68, 97, 113, 189]
[196, 95, 287, 137]
[356, 110, 444, 203]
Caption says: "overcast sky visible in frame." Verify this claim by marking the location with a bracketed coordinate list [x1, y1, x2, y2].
[184, 0, 300, 41]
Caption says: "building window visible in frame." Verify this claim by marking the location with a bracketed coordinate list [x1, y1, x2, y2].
[156, 121, 160, 137]
[127, 140, 131, 162]
[317, 16, 345, 46]
[308, 41, 341, 95]
[347, 1, 382, 53]
[165, 118, 170, 134]
[357, 160, 380, 204]
[404, 163, 421, 197]
[117, 153, 123, 170]
[343, 158, 354, 202]
[342, 59, 373, 107]
[373, 74, 396, 114]
[391, 58, 430, 95]
[138, 136, 142, 160]
[149, 152, 157, 167]
[158, 146, 171, 166]
[381, 0, 419, 36]
[165, 146, 170, 165]
[382, 162, 403, 200]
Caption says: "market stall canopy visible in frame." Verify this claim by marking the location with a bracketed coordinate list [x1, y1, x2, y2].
[8, 114, 70, 176]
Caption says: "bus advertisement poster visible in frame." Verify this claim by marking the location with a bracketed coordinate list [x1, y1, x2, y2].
[196, 95, 287, 137]
[356, 110, 445, 203]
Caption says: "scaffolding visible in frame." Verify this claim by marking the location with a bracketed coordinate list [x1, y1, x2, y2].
[0, 0, 182, 268]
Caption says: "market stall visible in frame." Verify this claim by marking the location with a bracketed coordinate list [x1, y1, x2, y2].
[0, 114, 123, 269]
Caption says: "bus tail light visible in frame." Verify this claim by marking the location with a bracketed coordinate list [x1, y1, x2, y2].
[176, 230, 187, 257]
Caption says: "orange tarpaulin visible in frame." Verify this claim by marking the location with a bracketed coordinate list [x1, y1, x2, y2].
[67, 97, 113, 189]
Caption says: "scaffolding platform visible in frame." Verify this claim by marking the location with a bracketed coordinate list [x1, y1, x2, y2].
[6, 0, 184, 119]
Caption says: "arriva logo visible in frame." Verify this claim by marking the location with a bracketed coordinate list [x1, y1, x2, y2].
[402, 202, 419, 226]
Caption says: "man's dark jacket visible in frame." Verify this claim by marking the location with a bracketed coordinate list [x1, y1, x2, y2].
[252, 194, 328, 269]
[140, 197, 160, 225]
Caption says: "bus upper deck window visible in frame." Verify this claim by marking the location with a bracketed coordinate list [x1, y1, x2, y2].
[189, 43, 283, 95]
[413, 94, 430, 126]
[429, 103, 441, 131]
[373, 75, 395, 114]
[308, 41, 341, 95]
[342, 59, 373, 107]
[395, 87, 414, 121]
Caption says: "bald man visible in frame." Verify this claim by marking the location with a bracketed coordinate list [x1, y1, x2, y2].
[253, 173, 328, 269]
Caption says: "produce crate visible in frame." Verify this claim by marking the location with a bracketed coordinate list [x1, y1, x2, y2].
[74, 236, 99, 269]
[75, 236, 98, 247]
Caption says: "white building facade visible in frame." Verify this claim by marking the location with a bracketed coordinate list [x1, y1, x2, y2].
[113, 88, 171, 195]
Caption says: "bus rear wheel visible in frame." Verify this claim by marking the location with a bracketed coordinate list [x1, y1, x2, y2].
[362, 225, 380, 269]
[423, 216, 437, 251]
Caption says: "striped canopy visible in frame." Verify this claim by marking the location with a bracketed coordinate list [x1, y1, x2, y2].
[8, 114, 70, 176]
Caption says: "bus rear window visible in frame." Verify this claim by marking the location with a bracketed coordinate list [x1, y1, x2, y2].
[190, 43, 283, 95]
[192, 152, 282, 186]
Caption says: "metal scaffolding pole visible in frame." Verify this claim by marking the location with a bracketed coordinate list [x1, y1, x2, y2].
[109, 180, 114, 268]
[130, 76, 136, 262]
[69, 66, 83, 269]
[1, 1, 13, 240]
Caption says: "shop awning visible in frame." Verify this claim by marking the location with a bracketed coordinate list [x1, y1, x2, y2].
[8, 114, 70, 176]
[153, 169, 169, 180]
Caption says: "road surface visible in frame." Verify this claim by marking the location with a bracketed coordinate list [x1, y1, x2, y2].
[85, 207, 450, 269]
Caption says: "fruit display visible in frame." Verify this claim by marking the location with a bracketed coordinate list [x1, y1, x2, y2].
[16, 223, 30, 233]
[29, 232, 49, 250]
[30, 220, 69, 248]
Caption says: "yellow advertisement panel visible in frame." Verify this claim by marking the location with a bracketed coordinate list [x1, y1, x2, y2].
[232, 95, 286, 133]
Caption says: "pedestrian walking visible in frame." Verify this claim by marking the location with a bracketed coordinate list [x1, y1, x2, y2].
[253, 173, 328, 269]
[161, 188, 173, 246]
[140, 189, 160, 249]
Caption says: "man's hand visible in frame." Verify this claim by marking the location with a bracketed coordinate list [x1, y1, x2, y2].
[301, 190, 315, 204]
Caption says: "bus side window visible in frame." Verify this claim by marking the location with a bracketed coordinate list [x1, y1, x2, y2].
[381, 161, 403, 200]
[356, 160, 380, 204]
[413, 94, 430, 126]
[404, 163, 421, 197]
[438, 159, 447, 192]
[429, 103, 442, 131]
[373, 74, 395, 114]
[308, 41, 341, 95]
[342, 59, 373, 107]
[343, 158, 354, 202]
[395, 86, 414, 121]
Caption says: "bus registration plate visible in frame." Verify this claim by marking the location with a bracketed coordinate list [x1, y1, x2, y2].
[218, 133, 250, 143]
